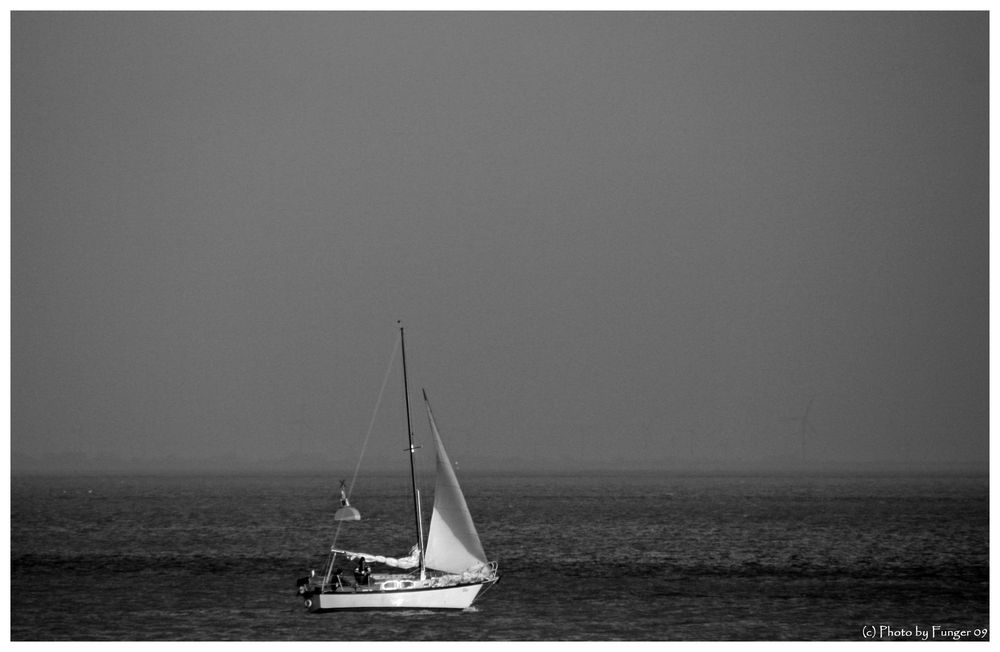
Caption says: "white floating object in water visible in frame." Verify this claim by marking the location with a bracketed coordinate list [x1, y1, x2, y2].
[334, 481, 361, 521]
[334, 505, 361, 521]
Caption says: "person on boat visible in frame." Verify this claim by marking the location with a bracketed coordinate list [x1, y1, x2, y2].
[354, 557, 371, 586]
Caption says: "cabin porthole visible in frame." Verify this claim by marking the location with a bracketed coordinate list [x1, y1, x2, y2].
[303, 599, 312, 609]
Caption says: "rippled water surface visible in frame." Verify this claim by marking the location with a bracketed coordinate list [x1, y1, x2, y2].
[10, 472, 988, 640]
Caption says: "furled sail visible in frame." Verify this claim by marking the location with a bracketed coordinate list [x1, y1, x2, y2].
[330, 547, 419, 569]
[422, 392, 488, 574]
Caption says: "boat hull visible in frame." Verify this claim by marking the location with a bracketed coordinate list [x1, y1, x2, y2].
[304, 580, 495, 612]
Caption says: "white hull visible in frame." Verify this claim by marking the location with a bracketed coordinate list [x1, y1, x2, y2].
[304, 580, 494, 612]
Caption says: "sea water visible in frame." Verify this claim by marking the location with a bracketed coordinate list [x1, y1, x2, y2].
[10, 472, 988, 641]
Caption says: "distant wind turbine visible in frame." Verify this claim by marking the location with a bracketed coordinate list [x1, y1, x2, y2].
[789, 397, 818, 461]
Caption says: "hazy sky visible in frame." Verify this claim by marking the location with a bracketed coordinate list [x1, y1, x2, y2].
[11, 12, 988, 474]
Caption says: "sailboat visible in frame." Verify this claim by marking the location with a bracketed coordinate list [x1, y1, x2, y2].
[295, 325, 500, 611]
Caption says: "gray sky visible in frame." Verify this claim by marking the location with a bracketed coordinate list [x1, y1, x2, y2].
[11, 12, 988, 474]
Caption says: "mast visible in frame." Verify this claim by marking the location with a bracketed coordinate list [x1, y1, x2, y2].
[415, 488, 426, 580]
[398, 322, 425, 575]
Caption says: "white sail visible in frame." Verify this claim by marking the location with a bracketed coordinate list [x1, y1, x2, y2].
[422, 396, 488, 574]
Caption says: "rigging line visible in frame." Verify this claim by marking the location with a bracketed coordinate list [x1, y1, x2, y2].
[330, 333, 400, 553]
[348, 331, 402, 500]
